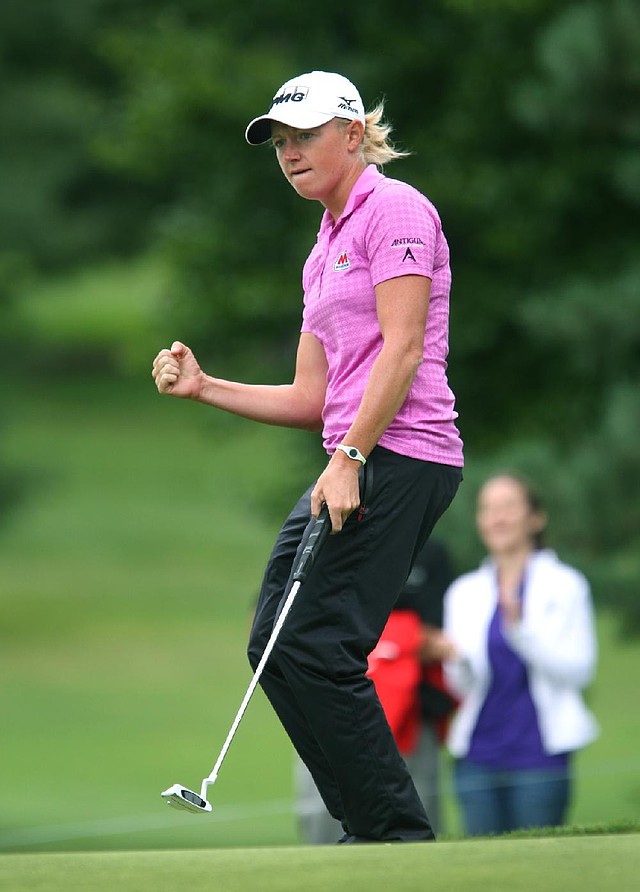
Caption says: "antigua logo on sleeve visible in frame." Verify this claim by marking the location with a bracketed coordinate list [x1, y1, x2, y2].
[390, 236, 424, 264]
[334, 251, 350, 271]
[390, 237, 425, 247]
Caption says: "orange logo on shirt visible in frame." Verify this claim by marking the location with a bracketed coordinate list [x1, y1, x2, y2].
[334, 251, 350, 271]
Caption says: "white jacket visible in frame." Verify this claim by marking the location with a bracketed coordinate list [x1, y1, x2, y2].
[443, 550, 599, 758]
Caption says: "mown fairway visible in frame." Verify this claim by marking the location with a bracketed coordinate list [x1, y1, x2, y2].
[1, 379, 639, 854]
[2, 835, 639, 892]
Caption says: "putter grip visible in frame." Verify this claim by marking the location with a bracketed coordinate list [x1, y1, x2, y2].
[292, 505, 331, 583]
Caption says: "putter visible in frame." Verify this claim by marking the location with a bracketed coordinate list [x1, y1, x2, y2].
[161, 504, 332, 814]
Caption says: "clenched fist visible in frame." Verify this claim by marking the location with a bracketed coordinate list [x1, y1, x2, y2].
[152, 341, 203, 400]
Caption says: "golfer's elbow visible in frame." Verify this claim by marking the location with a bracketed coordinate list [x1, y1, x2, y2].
[300, 410, 324, 433]
[288, 402, 323, 432]
[294, 389, 325, 432]
[403, 345, 424, 384]
[386, 332, 424, 376]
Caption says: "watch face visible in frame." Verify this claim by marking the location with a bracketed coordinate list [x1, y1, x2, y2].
[348, 449, 358, 458]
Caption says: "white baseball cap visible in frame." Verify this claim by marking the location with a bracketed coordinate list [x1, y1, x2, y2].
[245, 70, 365, 145]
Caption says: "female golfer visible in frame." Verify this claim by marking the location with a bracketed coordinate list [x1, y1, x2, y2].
[152, 70, 463, 842]
[443, 474, 599, 835]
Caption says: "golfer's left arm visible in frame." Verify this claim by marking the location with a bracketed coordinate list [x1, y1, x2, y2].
[312, 274, 430, 528]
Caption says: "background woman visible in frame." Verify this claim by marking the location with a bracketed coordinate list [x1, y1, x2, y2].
[443, 474, 599, 836]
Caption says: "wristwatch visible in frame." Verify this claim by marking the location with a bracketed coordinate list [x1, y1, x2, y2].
[335, 444, 367, 465]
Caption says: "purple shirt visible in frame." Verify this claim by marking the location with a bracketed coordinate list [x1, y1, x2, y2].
[468, 593, 568, 771]
[301, 165, 463, 466]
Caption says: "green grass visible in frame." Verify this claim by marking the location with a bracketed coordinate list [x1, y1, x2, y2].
[2, 834, 639, 892]
[1, 376, 639, 854]
[12, 255, 174, 375]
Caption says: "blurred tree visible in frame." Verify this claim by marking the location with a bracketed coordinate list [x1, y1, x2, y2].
[3, 0, 638, 628]
[0, 0, 167, 272]
[437, 382, 640, 633]
[96, 0, 564, 383]
[512, 0, 640, 629]
[93, 0, 640, 628]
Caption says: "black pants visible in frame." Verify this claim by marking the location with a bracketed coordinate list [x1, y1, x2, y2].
[247, 446, 461, 842]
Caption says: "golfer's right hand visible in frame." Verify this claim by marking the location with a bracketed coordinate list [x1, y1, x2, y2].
[152, 341, 203, 400]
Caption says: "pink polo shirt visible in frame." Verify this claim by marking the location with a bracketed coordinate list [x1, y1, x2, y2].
[301, 164, 463, 467]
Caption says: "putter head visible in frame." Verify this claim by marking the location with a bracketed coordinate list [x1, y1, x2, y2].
[161, 783, 212, 814]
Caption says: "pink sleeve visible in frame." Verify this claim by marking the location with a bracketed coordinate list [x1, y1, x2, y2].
[364, 184, 439, 286]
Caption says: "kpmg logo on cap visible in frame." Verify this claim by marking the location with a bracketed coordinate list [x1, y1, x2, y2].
[270, 86, 309, 109]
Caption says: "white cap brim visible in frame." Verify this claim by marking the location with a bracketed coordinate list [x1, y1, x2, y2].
[245, 109, 336, 145]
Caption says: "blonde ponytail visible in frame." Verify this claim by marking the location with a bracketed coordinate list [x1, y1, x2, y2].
[361, 101, 410, 167]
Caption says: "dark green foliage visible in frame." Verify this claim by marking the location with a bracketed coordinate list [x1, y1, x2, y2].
[2, 0, 639, 628]
[0, 0, 166, 268]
